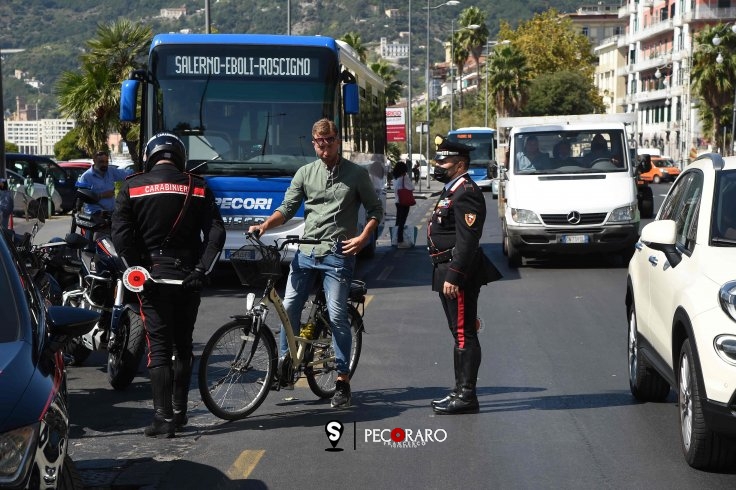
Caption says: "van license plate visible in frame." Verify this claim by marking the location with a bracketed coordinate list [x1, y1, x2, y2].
[561, 235, 589, 244]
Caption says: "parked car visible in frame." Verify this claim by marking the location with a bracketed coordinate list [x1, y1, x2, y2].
[5, 169, 63, 219]
[639, 155, 681, 184]
[0, 228, 99, 489]
[57, 161, 92, 183]
[5, 154, 77, 214]
[626, 152, 736, 470]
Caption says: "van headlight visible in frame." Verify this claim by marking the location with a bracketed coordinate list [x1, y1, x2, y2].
[719, 281, 736, 323]
[608, 204, 636, 223]
[511, 208, 541, 224]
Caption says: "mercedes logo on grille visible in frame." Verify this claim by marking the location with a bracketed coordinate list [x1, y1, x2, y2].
[567, 211, 582, 225]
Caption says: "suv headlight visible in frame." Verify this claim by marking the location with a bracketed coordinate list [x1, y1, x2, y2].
[719, 280, 736, 323]
[0, 424, 38, 486]
[510, 208, 541, 224]
[608, 204, 636, 223]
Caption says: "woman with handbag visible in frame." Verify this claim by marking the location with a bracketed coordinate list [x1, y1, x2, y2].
[393, 160, 415, 248]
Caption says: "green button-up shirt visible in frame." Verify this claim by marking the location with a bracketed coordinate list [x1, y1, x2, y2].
[276, 157, 383, 256]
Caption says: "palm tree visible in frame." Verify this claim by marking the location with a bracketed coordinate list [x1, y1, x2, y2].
[692, 24, 736, 152]
[341, 32, 368, 64]
[370, 60, 405, 106]
[488, 44, 530, 118]
[458, 7, 488, 102]
[57, 20, 152, 157]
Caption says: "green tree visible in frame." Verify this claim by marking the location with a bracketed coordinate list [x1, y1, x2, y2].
[524, 71, 604, 116]
[57, 20, 152, 158]
[54, 128, 87, 161]
[341, 32, 368, 64]
[489, 43, 530, 118]
[457, 6, 488, 105]
[692, 24, 736, 152]
[498, 10, 594, 81]
[370, 60, 405, 106]
[5, 141, 19, 152]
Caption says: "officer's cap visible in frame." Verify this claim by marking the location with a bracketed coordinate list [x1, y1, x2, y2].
[433, 135, 474, 161]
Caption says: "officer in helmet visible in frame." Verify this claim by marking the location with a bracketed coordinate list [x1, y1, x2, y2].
[111, 132, 225, 438]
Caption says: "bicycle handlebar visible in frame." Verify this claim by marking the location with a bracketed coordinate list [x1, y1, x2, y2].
[245, 232, 327, 251]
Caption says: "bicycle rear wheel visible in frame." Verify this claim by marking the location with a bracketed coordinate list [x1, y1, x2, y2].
[306, 305, 363, 399]
[198, 319, 276, 420]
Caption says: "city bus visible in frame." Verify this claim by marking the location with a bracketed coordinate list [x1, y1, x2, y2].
[446, 127, 498, 196]
[119, 33, 387, 259]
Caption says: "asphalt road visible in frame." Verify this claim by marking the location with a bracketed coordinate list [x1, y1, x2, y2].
[24, 183, 736, 489]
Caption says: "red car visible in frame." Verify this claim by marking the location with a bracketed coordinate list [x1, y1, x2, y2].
[57, 161, 92, 183]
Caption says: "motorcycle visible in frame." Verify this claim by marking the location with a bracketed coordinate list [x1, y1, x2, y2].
[60, 189, 146, 390]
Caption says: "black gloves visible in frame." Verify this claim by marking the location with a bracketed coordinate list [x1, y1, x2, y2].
[182, 268, 206, 291]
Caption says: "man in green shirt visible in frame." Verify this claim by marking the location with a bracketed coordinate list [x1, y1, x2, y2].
[249, 118, 383, 408]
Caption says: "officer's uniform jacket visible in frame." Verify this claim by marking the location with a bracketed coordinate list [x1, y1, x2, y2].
[427, 173, 500, 292]
[111, 163, 225, 279]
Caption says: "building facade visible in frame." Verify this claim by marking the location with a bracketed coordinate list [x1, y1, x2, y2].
[4, 119, 76, 156]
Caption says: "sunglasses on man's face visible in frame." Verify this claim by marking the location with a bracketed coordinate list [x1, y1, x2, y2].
[312, 136, 337, 146]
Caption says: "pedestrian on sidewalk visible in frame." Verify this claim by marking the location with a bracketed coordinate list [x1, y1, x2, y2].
[393, 160, 414, 248]
[0, 179, 14, 230]
[412, 161, 421, 184]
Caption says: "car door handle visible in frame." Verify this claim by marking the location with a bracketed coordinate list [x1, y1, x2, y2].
[648, 256, 658, 266]
[635, 241, 644, 251]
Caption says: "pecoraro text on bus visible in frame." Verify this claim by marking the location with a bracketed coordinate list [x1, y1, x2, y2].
[170, 56, 315, 77]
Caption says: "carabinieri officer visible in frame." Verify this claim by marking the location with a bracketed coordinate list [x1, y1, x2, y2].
[427, 136, 502, 415]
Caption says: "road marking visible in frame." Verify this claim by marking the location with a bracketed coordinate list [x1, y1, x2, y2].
[377, 265, 393, 281]
[228, 449, 265, 479]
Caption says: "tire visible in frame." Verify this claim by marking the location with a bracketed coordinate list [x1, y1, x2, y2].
[306, 305, 363, 399]
[653, 175, 661, 184]
[198, 320, 277, 420]
[107, 309, 146, 390]
[678, 338, 736, 470]
[58, 455, 83, 490]
[506, 236, 522, 268]
[638, 186, 654, 219]
[627, 300, 670, 401]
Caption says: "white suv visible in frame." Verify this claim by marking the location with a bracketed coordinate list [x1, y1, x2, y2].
[626, 153, 736, 470]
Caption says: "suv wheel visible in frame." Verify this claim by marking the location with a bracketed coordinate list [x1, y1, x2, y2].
[628, 300, 669, 401]
[678, 338, 736, 470]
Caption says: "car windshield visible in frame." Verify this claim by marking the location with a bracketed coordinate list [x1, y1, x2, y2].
[655, 159, 677, 168]
[513, 129, 629, 174]
[0, 242, 23, 343]
[712, 170, 736, 244]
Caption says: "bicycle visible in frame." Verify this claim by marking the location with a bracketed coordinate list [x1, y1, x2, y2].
[198, 233, 366, 420]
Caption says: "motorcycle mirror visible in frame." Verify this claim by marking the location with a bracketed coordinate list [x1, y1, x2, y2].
[246, 292, 256, 311]
[75, 188, 100, 204]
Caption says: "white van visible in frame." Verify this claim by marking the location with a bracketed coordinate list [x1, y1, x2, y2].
[497, 114, 640, 267]
[400, 153, 429, 178]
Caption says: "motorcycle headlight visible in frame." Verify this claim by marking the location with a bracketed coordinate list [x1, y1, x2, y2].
[608, 204, 637, 223]
[0, 424, 38, 485]
[511, 208, 541, 224]
[719, 281, 736, 323]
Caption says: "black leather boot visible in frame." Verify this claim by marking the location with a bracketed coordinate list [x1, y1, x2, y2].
[433, 346, 481, 415]
[144, 366, 175, 438]
[431, 348, 462, 408]
[172, 354, 193, 431]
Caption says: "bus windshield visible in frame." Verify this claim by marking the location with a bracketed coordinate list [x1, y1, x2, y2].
[151, 44, 340, 176]
[446, 128, 496, 168]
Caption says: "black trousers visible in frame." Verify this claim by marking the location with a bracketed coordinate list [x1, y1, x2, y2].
[438, 281, 481, 350]
[139, 285, 201, 369]
[395, 203, 410, 242]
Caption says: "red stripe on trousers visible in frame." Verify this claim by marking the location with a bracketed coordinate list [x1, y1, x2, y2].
[456, 290, 466, 348]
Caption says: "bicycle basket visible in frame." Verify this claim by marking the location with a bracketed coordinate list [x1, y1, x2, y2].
[230, 244, 283, 286]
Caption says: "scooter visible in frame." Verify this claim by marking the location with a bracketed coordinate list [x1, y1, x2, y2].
[61, 189, 146, 390]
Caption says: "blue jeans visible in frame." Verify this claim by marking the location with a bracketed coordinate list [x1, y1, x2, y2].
[280, 249, 356, 375]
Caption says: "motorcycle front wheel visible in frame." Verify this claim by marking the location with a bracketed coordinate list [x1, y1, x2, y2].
[107, 309, 146, 390]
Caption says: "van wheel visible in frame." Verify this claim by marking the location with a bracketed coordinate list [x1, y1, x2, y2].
[506, 236, 522, 268]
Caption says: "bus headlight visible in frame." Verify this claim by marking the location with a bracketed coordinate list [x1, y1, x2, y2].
[511, 208, 541, 224]
[608, 204, 636, 223]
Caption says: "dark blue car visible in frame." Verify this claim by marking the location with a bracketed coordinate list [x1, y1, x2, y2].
[0, 229, 98, 489]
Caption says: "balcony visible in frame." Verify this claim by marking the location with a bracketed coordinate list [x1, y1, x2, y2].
[628, 19, 674, 44]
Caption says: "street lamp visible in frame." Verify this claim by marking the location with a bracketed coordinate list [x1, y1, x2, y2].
[484, 40, 509, 128]
[449, 22, 479, 131]
[713, 24, 736, 156]
[425, 1, 460, 189]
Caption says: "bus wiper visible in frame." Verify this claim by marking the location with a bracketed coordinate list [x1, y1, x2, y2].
[712, 237, 736, 246]
[261, 112, 287, 156]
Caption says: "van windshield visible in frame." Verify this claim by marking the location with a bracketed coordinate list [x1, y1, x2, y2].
[514, 130, 629, 175]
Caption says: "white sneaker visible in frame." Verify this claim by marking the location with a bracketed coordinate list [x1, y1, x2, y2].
[397, 241, 411, 249]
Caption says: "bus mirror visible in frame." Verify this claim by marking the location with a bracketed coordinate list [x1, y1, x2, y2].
[343, 84, 359, 115]
[120, 80, 140, 122]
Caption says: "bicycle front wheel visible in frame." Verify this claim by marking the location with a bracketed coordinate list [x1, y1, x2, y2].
[198, 319, 277, 420]
[306, 305, 363, 399]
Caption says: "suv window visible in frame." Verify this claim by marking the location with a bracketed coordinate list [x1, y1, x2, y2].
[659, 170, 702, 252]
[712, 169, 736, 243]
